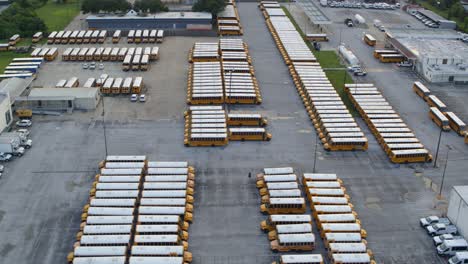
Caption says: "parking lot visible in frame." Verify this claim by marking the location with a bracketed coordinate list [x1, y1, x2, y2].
[0, 2, 467, 264]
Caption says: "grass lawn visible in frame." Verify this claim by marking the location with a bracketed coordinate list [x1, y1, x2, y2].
[282, 7, 357, 115]
[0, 51, 31, 73]
[36, 0, 81, 32]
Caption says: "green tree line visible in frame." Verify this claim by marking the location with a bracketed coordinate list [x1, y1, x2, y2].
[0, 1, 47, 39]
[419, 0, 468, 31]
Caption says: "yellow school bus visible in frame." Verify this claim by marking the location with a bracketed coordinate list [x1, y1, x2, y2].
[429, 107, 450, 131]
[261, 214, 312, 232]
[270, 233, 315, 252]
[445, 112, 466, 136]
[363, 34, 376, 46]
[229, 127, 272, 141]
[227, 113, 268, 126]
[413, 81, 431, 100]
[260, 198, 306, 215]
[272, 254, 324, 264]
[389, 149, 432, 163]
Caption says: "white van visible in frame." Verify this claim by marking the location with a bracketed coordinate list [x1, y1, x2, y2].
[437, 239, 468, 256]
[449, 252, 468, 264]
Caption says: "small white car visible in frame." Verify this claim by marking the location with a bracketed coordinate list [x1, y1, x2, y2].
[89, 62, 96, 70]
[139, 94, 146, 102]
[0, 153, 12, 162]
[16, 119, 32, 127]
[99, 63, 104, 70]
[16, 129, 30, 137]
[130, 94, 138, 102]
[82, 63, 89, 69]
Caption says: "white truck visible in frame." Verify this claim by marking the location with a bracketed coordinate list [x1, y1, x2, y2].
[2, 132, 32, 149]
[0, 137, 25, 156]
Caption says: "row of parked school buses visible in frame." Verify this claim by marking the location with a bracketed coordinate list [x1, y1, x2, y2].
[345, 83, 433, 163]
[187, 40, 262, 105]
[260, 2, 368, 152]
[412, 82, 467, 143]
[217, 0, 243, 36]
[127, 29, 164, 44]
[67, 156, 196, 264]
[183, 106, 271, 147]
[30, 47, 59, 61]
[60, 46, 159, 63]
[48, 30, 107, 45]
[302, 173, 376, 264]
[372, 49, 405, 63]
[257, 166, 376, 264]
[1, 57, 44, 79]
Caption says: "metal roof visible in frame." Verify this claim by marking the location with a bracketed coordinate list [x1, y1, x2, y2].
[296, 0, 332, 25]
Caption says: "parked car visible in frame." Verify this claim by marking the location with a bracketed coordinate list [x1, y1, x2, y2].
[397, 61, 413, 67]
[139, 94, 146, 102]
[437, 239, 468, 256]
[16, 129, 30, 137]
[16, 120, 32, 127]
[0, 153, 12, 162]
[420, 215, 450, 227]
[99, 63, 104, 70]
[82, 63, 89, 69]
[434, 234, 464, 246]
[130, 94, 138, 102]
[354, 71, 367, 76]
[21, 139, 32, 149]
[448, 251, 468, 264]
[89, 62, 96, 70]
[427, 223, 458, 236]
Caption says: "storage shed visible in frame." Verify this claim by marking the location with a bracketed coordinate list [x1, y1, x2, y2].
[20, 88, 101, 111]
[448, 186, 468, 239]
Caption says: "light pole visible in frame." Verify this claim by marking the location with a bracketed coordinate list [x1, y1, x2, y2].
[433, 127, 443, 168]
[101, 95, 108, 156]
[438, 145, 451, 199]
[313, 132, 318, 172]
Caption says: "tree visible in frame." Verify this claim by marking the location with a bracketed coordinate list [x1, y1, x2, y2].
[465, 16, 468, 31]
[81, 0, 131, 14]
[192, 0, 226, 17]
[134, 0, 168, 13]
[0, 3, 47, 39]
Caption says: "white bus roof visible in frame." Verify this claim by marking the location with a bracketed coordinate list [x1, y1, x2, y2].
[141, 190, 189, 198]
[140, 198, 188, 206]
[270, 214, 311, 222]
[317, 213, 357, 222]
[329, 242, 367, 253]
[138, 206, 186, 215]
[325, 232, 362, 242]
[133, 234, 179, 243]
[129, 256, 183, 264]
[391, 149, 429, 155]
[86, 216, 134, 225]
[83, 224, 133, 234]
[105, 162, 145, 169]
[276, 223, 312, 233]
[314, 205, 352, 213]
[262, 174, 298, 182]
[74, 246, 127, 256]
[331, 253, 371, 263]
[278, 233, 315, 243]
[100, 168, 143, 175]
[95, 190, 139, 198]
[147, 168, 190, 175]
[97, 176, 141, 183]
[87, 207, 134, 216]
[321, 223, 361, 231]
[146, 162, 189, 169]
[306, 181, 341, 188]
[80, 234, 131, 245]
[96, 183, 140, 190]
[267, 189, 302, 197]
[269, 197, 305, 205]
[131, 245, 184, 256]
[73, 257, 126, 264]
[145, 175, 188, 182]
[308, 188, 345, 196]
[105, 155, 146, 162]
[90, 198, 136, 207]
[303, 173, 337, 181]
[263, 167, 294, 175]
[280, 254, 324, 263]
[266, 182, 299, 189]
[136, 224, 179, 233]
[137, 215, 180, 223]
[143, 182, 188, 190]
[311, 196, 349, 205]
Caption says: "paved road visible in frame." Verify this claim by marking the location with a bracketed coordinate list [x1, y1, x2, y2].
[0, 2, 465, 264]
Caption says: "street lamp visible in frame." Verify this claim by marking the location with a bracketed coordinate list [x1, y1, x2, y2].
[438, 145, 452, 199]
[313, 132, 318, 172]
[101, 95, 108, 156]
[433, 127, 443, 168]
[225, 70, 233, 114]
